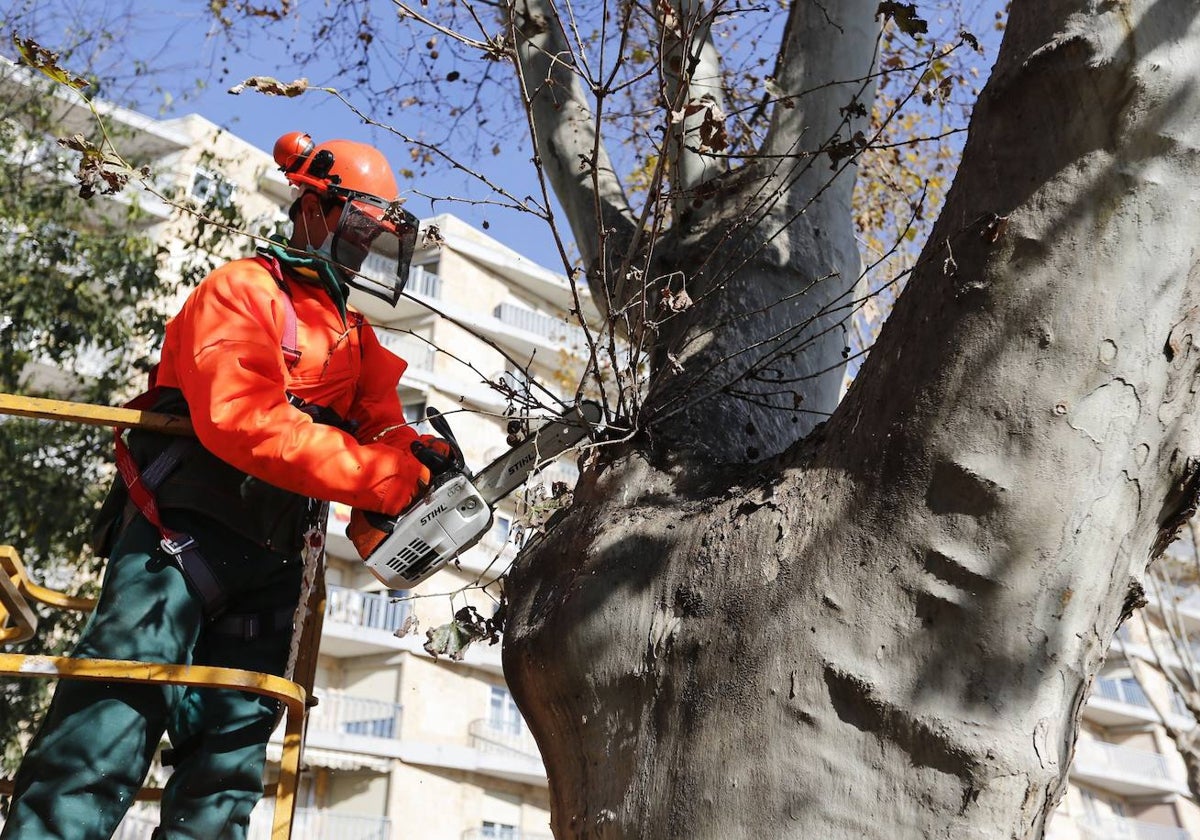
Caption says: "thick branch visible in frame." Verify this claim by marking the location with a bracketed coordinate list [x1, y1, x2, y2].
[510, 0, 637, 307]
[508, 2, 1200, 838]
[658, 0, 728, 215]
[636, 1, 882, 461]
[760, 0, 879, 211]
[818, 0, 1200, 829]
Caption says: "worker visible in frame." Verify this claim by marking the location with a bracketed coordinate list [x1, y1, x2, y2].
[0, 133, 453, 840]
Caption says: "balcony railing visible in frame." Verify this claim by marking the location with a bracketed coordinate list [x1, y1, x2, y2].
[492, 302, 586, 348]
[469, 718, 542, 762]
[375, 330, 436, 371]
[309, 689, 403, 740]
[360, 255, 442, 301]
[1094, 677, 1153, 710]
[407, 265, 443, 300]
[1074, 739, 1176, 784]
[325, 584, 411, 634]
[248, 807, 392, 840]
[1078, 814, 1191, 840]
[462, 830, 553, 840]
[101, 806, 394, 840]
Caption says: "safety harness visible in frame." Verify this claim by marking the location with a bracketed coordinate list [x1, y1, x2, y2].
[112, 252, 339, 634]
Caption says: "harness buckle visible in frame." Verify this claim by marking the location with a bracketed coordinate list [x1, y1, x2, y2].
[160, 535, 197, 557]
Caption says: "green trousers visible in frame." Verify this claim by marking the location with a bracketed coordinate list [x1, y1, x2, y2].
[1, 511, 303, 840]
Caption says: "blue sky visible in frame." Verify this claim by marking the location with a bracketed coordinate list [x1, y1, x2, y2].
[4, 0, 566, 267]
[5, 0, 1007, 274]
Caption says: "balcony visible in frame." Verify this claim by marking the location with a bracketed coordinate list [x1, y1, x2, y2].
[309, 690, 403, 741]
[493, 302, 588, 352]
[1085, 677, 1160, 727]
[398, 718, 545, 786]
[375, 329, 436, 372]
[1072, 739, 1188, 797]
[1078, 814, 1191, 840]
[463, 830, 553, 840]
[98, 805, 394, 840]
[321, 584, 412, 657]
[430, 298, 594, 369]
[266, 687, 404, 764]
[319, 581, 505, 672]
[467, 718, 546, 784]
[469, 719, 541, 761]
[351, 260, 443, 323]
[249, 807, 392, 840]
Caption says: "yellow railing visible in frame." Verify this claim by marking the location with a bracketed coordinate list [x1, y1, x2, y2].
[0, 393, 317, 840]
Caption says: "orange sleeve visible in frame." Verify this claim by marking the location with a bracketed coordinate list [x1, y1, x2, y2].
[165, 263, 427, 515]
[350, 324, 421, 452]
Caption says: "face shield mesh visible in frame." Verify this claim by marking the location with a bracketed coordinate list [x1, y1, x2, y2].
[330, 196, 420, 306]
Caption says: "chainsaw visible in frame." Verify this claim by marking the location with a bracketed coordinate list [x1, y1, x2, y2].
[360, 401, 602, 589]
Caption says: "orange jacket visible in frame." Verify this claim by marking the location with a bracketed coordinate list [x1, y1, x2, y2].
[155, 256, 426, 516]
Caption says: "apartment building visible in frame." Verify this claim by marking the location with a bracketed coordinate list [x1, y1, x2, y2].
[1045, 563, 1200, 840]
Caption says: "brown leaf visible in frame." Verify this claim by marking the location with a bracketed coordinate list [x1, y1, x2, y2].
[12, 35, 89, 91]
[423, 224, 445, 247]
[393, 612, 419, 638]
[227, 76, 309, 97]
[661, 287, 693, 312]
[876, 2, 928, 37]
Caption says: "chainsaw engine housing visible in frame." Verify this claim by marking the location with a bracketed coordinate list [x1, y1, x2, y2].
[362, 474, 493, 589]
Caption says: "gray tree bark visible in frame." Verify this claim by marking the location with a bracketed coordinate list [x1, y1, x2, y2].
[505, 1, 1200, 838]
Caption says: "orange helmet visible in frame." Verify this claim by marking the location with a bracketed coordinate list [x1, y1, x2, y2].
[274, 131, 400, 201]
[273, 132, 418, 307]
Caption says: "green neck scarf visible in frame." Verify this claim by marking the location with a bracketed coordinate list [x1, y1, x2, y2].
[260, 236, 350, 325]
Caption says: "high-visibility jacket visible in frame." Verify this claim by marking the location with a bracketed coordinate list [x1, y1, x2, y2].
[154, 256, 426, 517]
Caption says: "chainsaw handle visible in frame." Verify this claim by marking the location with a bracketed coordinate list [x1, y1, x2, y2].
[424, 406, 458, 447]
[424, 407, 469, 476]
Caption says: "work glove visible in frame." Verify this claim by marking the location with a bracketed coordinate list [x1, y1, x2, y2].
[347, 508, 395, 561]
[347, 441, 444, 560]
[349, 438, 461, 561]
[410, 434, 463, 476]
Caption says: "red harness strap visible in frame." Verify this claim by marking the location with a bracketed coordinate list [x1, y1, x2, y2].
[254, 253, 301, 370]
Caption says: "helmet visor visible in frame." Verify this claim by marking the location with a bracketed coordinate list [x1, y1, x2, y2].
[331, 195, 419, 306]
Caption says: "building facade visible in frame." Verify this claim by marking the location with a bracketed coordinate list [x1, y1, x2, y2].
[1046, 567, 1200, 840]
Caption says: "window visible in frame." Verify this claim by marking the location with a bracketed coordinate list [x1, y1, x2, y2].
[1080, 788, 1126, 819]
[488, 686, 523, 736]
[481, 822, 518, 840]
[402, 401, 427, 425]
[191, 167, 236, 208]
[489, 514, 512, 546]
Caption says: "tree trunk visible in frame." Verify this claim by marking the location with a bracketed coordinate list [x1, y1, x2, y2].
[505, 2, 1200, 838]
